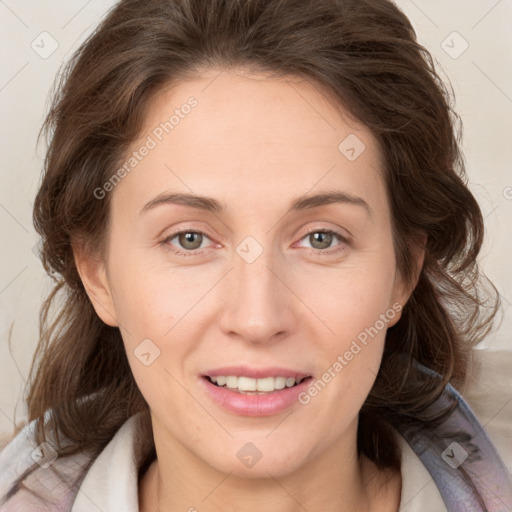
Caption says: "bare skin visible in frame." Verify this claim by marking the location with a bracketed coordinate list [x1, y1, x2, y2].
[75, 67, 424, 512]
[139, 449, 402, 512]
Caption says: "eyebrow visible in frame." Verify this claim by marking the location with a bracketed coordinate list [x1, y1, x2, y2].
[140, 190, 372, 217]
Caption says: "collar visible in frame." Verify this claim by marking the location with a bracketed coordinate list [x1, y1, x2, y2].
[71, 412, 447, 512]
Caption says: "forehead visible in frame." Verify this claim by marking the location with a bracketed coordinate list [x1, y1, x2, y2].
[141, 68, 379, 158]
[112, 68, 388, 219]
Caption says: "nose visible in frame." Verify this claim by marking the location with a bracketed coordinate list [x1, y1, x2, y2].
[218, 246, 297, 345]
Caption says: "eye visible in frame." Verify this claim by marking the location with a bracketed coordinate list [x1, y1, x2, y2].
[160, 227, 350, 257]
[295, 229, 349, 255]
[160, 229, 215, 256]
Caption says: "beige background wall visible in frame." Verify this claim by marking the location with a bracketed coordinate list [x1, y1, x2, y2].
[1, 0, 511, 437]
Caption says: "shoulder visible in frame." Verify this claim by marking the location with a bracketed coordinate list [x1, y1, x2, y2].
[394, 348, 512, 511]
[0, 415, 93, 511]
[463, 348, 512, 470]
[0, 411, 150, 511]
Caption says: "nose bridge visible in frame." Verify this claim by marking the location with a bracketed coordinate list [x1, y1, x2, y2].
[219, 240, 295, 343]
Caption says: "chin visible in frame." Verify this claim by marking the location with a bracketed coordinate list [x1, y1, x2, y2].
[202, 443, 310, 479]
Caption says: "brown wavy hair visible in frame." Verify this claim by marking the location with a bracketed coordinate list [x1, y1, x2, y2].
[4, 0, 501, 501]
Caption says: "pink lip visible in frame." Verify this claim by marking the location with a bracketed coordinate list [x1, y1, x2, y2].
[199, 375, 313, 417]
[202, 366, 311, 380]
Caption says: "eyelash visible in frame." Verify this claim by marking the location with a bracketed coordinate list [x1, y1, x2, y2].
[159, 227, 350, 257]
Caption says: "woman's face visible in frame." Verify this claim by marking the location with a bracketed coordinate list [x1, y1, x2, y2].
[79, 68, 420, 478]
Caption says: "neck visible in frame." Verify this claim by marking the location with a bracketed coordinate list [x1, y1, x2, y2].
[139, 419, 401, 512]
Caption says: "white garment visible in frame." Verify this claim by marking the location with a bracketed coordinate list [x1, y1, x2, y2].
[69, 411, 448, 512]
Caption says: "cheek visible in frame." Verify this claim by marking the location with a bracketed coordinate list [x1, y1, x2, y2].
[112, 267, 192, 411]
[302, 250, 397, 404]
[314, 258, 396, 347]
[106, 253, 202, 380]
[106, 250, 181, 337]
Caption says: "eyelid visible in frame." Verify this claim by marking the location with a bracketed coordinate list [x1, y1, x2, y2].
[160, 225, 351, 256]
[293, 226, 350, 254]
[300, 225, 351, 241]
[160, 227, 218, 255]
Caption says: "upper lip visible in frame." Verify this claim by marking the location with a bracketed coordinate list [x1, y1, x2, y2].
[202, 366, 311, 380]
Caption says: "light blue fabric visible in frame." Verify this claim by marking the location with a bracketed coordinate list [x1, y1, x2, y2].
[395, 358, 512, 511]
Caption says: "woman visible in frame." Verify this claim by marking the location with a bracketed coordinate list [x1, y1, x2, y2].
[1, 0, 511, 510]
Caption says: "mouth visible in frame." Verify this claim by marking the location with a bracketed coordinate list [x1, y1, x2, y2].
[199, 366, 314, 416]
[203, 374, 312, 395]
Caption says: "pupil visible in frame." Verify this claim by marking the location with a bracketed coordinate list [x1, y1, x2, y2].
[311, 232, 332, 249]
[180, 232, 202, 250]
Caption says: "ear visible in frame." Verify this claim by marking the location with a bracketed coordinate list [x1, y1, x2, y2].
[387, 232, 427, 327]
[72, 241, 119, 327]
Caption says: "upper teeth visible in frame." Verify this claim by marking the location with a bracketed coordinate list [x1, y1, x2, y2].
[209, 375, 304, 392]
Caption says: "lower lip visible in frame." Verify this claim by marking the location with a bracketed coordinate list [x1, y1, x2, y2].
[200, 376, 313, 417]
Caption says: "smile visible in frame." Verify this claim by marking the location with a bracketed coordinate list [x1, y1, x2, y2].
[200, 374, 313, 416]
[206, 375, 309, 394]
